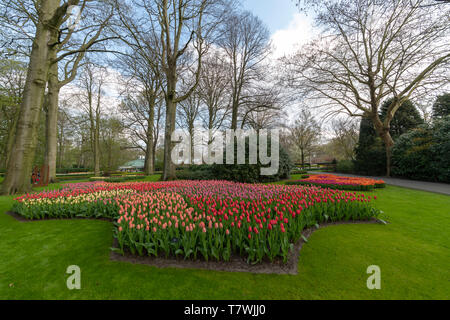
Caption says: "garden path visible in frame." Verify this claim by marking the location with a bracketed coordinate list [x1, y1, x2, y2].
[308, 172, 450, 196]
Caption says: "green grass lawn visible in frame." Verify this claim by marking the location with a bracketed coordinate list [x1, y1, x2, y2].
[0, 176, 449, 299]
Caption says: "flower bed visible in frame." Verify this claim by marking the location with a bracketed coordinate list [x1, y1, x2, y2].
[286, 174, 386, 191]
[13, 181, 381, 264]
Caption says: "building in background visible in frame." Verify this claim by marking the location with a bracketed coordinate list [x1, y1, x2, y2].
[118, 159, 145, 172]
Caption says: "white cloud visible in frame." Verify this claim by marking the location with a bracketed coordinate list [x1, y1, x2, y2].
[270, 13, 317, 59]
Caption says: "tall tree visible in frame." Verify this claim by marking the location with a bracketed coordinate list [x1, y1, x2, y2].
[113, 0, 164, 175]
[198, 53, 231, 136]
[119, 0, 229, 180]
[77, 62, 107, 177]
[177, 91, 201, 164]
[0, 59, 26, 170]
[43, 2, 114, 182]
[218, 11, 271, 130]
[0, 0, 113, 193]
[285, 0, 450, 176]
[1, 0, 79, 194]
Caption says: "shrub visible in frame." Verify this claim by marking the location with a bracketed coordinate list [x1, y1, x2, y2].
[211, 136, 293, 183]
[176, 165, 215, 180]
[336, 160, 355, 174]
[56, 167, 92, 174]
[392, 116, 450, 183]
[291, 169, 307, 175]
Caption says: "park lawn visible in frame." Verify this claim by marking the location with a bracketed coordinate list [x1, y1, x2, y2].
[0, 178, 449, 299]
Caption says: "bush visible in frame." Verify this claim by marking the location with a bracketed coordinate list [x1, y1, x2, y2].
[176, 165, 216, 180]
[291, 169, 307, 175]
[211, 136, 293, 183]
[56, 168, 92, 174]
[392, 116, 450, 183]
[89, 175, 146, 183]
[55, 174, 93, 181]
[336, 160, 355, 174]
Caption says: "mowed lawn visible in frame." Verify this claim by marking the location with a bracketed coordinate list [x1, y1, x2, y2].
[0, 176, 449, 299]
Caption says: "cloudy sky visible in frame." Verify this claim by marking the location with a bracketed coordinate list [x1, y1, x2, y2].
[242, 0, 316, 58]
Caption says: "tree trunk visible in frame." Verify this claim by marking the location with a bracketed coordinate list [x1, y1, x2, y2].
[144, 141, 154, 176]
[4, 108, 19, 169]
[383, 134, 394, 177]
[1, 1, 58, 195]
[162, 66, 177, 181]
[44, 60, 60, 183]
[144, 96, 155, 176]
[94, 117, 100, 176]
[189, 124, 194, 164]
[372, 114, 395, 177]
[300, 149, 305, 169]
[231, 101, 238, 130]
[162, 97, 177, 180]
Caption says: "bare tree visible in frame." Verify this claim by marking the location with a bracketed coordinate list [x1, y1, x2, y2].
[0, 0, 79, 194]
[116, 0, 230, 180]
[113, 0, 165, 175]
[197, 53, 231, 136]
[285, 0, 450, 176]
[43, 2, 114, 182]
[177, 91, 201, 164]
[218, 10, 271, 130]
[329, 118, 359, 160]
[76, 62, 108, 176]
[288, 109, 321, 168]
[0, 0, 114, 194]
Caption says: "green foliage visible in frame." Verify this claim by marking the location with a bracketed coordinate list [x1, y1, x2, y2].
[291, 169, 308, 175]
[211, 137, 293, 183]
[354, 99, 423, 176]
[336, 160, 355, 174]
[380, 98, 424, 139]
[392, 116, 450, 183]
[430, 116, 450, 182]
[176, 165, 216, 180]
[177, 137, 293, 183]
[56, 168, 92, 174]
[55, 174, 93, 181]
[354, 117, 386, 175]
[432, 93, 450, 120]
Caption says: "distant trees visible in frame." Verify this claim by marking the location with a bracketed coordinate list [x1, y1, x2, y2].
[329, 118, 359, 161]
[76, 63, 108, 177]
[0, 59, 26, 170]
[288, 109, 321, 168]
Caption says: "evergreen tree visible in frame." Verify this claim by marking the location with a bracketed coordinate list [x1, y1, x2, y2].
[380, 98, 424, 139]
[354, 117, 386, 176]
[432, 93, 450, 120]
[355, 99, 423, 176]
